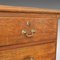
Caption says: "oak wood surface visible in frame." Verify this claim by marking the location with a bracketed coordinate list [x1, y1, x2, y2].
[0, 14, 57, 46]
[0, 12, 58, 17]
[0, 5, 60, 14]
[0, 5, 59, 60]
[0, 42, 56, 60]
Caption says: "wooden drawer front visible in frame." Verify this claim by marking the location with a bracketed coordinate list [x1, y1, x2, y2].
[0, 42, 56, 60]
[0, 15, 57, 46]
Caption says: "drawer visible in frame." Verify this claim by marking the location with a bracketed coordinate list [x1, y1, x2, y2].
[0, 14, 57, 46]
[0, 42, 56, 60]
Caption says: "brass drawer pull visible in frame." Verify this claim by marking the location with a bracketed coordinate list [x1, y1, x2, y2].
[26, 21, 31, 26]
[22, 29, 36, 38]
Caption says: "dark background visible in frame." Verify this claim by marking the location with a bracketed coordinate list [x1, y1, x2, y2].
[0, 0, 60, 9]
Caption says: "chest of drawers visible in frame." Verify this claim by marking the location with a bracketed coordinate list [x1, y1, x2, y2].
[0, 5, 60, 60]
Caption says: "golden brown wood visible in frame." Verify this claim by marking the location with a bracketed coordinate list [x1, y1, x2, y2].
[0, 5, 59, 60]
[0, 40, 55, 51]
[0, 14, 57, 46]
[0, 42, 56, 60]
[0, 5, 60, 14]
[0, 12, 58, 17]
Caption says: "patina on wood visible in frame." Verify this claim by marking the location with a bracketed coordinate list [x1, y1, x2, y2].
[0, 5, 59, 60]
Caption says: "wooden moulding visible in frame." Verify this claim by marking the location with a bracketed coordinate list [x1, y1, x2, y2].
[0, 5, 60, 14]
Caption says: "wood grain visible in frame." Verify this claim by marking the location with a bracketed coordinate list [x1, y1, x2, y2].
[0, 5, 60, 14]
[0, 5, 59, 60]
[0, 40, 56, 51]
[0, 12, 58, 17]
[0, 14, 57, 46]
[0, 42, 56, 60]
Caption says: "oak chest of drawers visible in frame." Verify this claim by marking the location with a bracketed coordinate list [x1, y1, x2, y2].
[0, 5, 60, 60]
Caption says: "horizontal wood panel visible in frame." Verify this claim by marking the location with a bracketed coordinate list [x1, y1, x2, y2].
[0, 42, 56, 60]
[0, 15, 57, 46]
[0, 12, 57, 17]
[0, 40, 56, 51]
[0, 5, 60, 14]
